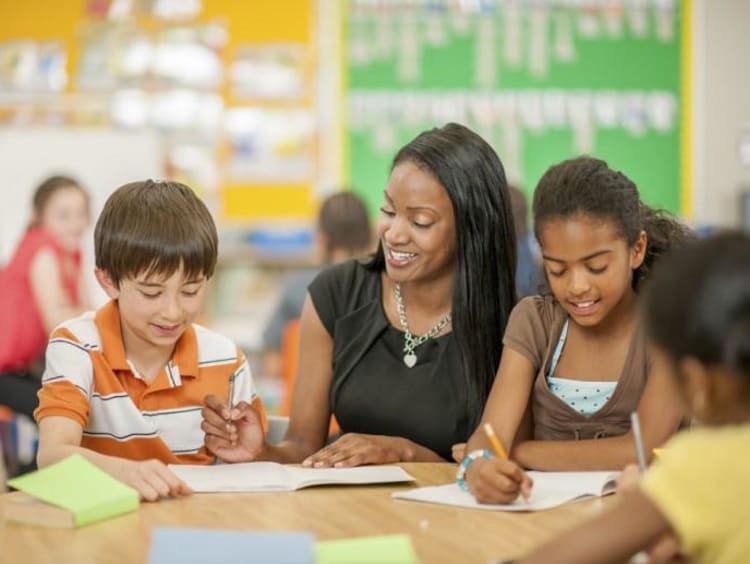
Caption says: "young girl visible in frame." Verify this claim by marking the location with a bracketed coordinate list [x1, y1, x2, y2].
[0, 176, 90, 418]
[521, 232, 750, 563]
[463, 156, 693, 503]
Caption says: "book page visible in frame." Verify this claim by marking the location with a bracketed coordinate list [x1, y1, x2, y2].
[169, 462, 294, 492]
[169, 463, 415, 492]
[285, 465, 415, 489]
[393, 471, 619, 512]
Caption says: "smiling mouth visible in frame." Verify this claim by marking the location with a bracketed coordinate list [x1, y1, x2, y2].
[568, 300, 600, 314]
[387, 247, 417, 264]
[152, 323, 180, 332]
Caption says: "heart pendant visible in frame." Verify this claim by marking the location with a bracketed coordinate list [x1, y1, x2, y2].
[404, 353, 417, 368]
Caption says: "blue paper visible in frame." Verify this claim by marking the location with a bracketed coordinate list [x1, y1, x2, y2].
[148, 528, 315, 564]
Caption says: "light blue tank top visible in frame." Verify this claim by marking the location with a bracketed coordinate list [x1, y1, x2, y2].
[547, 320, 617, 416]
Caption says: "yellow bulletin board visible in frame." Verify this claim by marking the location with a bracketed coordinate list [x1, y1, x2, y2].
[202, 0, 317, 222]
[0, 0, 318, 223]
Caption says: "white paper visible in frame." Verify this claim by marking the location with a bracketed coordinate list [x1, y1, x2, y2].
[542, 90, 567, 128]
[517, 91, 545, 132]
[398, 16, 420, 83]
[426, 11, 447, 47]
[626, 0, 649, 38]
[374, 12, 395, 58]
[393, 471, 619, 512]
[475, 16, 497, 88]
[529, 8, 549, 78]
[170, 462, 415, 493]
[567, 92, 595, 153]
[602, 1, 625, 39]
[655, 0, 676, 42]
[554, 9, 576, 62]
[503, 3, 523, 67]
[349, 15, 372, 65]
[647, 91, 677, 132]
[593, 91, 620, 128]
[578, 7, 601, 39]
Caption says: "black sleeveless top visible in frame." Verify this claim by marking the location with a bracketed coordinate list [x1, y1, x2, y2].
[308, 259, 471, 460]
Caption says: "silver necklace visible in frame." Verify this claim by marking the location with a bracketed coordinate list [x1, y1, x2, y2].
[393, 282, 452, 368]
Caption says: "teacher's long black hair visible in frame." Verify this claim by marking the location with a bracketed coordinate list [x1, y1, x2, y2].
[368, 123, 517, 428]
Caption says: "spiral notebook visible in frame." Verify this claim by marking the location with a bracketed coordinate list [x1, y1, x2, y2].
[393, 471, 619, 512]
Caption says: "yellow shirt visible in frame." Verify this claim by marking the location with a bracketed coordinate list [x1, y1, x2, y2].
[640, 424, 750, 564]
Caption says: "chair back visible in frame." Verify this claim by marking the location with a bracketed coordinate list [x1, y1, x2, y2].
[279, 319, 340, 436]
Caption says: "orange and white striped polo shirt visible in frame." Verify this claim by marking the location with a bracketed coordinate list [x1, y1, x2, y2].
[35, 300, 266, 465]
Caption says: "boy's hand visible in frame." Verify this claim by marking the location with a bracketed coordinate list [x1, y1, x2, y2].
[202, 394, 265, 463]
[113, 459, 192, 502]
[465, 456, 533, 504]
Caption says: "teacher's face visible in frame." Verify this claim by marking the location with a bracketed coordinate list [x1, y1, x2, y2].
[377, 160, 456, 285]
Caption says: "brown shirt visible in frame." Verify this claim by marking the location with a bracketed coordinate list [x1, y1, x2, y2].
[503, 296, 648, 441]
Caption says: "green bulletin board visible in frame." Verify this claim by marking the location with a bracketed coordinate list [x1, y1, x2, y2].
[345, 1, 686, 219]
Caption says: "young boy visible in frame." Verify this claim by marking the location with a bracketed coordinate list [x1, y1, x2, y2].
[34, 180, 266, 501]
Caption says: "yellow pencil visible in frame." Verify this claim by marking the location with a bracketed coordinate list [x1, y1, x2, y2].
[483, 422, 508, 459]
[484, 422, 529, 502]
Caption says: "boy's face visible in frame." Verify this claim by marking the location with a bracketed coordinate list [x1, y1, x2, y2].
[96, 265, 208, 356]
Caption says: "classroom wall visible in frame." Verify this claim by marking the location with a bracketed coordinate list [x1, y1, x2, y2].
[3, 2, 749, 229]
[692, 0, 750, 227]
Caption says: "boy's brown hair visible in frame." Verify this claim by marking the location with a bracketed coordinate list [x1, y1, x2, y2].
[94, 180, 218, 286]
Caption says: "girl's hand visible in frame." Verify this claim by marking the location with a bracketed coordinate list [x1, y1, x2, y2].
[451, 442, 467, 462]
[465, 456, 533, 504]
[616, 463, 642, 494]
[202, 394, 265, 463]
[302, 433, 406, 468]
[113, 459, 192, 502]
[617, 464, 684, 563]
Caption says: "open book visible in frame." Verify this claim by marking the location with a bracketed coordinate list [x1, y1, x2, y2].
[393, 471, 619, 512]
[169, 462, 415, 493]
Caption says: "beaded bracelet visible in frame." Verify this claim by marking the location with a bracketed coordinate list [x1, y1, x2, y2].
[455, 448, 494, 491]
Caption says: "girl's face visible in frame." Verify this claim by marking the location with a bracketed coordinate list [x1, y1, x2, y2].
[538, 214, 646, 328]
[377, 160, 457, 285]
[38, 186, 90, 253]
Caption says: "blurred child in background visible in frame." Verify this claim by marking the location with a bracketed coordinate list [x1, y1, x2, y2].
[261, 191, 373, 378]
[0, 176, 90, 418]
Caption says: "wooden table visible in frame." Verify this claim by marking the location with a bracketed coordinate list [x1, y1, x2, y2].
[0, 463, 613, 564]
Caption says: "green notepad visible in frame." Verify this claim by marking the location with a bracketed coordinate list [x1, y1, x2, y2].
[315, 534, 418, 564]
[6, 454, 139, 527]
